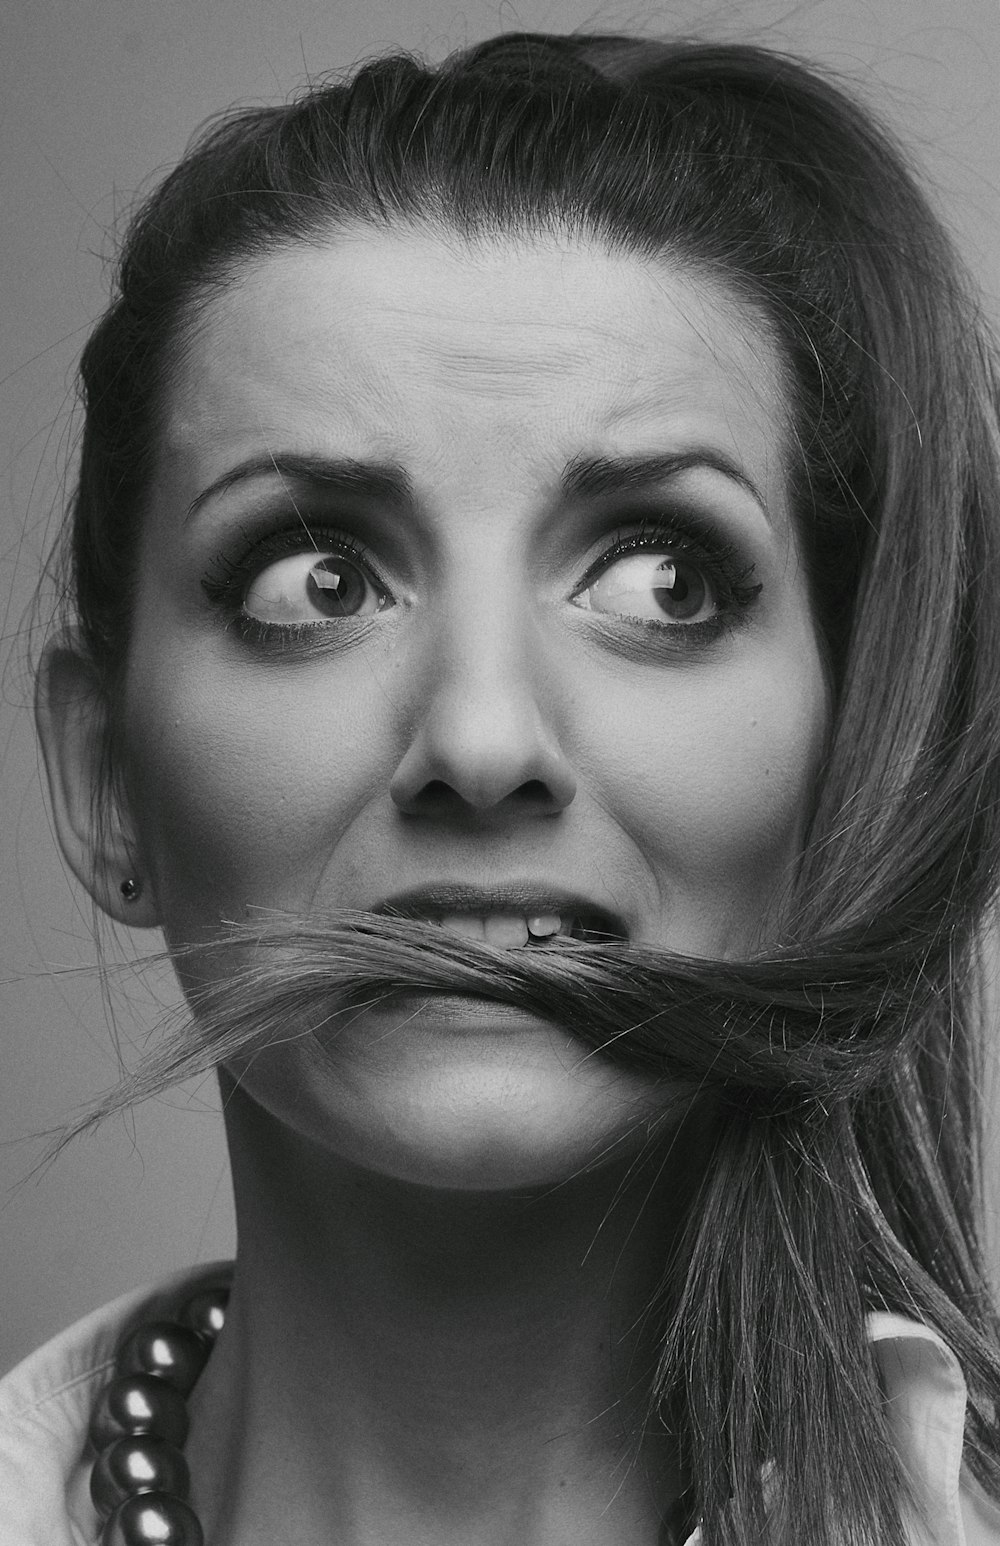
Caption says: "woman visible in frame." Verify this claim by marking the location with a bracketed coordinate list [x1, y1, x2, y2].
[3, 27, 1000, 1546]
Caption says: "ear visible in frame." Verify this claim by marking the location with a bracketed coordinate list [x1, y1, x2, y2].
[35, 632, 161, 928]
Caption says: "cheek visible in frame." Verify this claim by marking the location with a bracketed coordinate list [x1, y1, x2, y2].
[119, 649, 389, 926]
[585, 651, 828, 949]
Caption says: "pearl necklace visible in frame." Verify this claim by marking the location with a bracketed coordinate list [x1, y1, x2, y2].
[88, 1278, 230, 1545]
[88, 1273, 696, 1545]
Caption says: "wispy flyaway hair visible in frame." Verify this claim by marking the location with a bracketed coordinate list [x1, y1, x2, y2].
[51, 30, 1000, 1546]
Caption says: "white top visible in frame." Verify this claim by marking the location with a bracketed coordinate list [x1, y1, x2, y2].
[1, 1262, 999, 1545]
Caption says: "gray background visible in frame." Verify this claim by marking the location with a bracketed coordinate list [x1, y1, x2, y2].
[2, 0, 998, 1376]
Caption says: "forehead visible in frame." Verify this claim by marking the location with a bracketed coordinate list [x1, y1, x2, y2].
[159, 227, 791, 504]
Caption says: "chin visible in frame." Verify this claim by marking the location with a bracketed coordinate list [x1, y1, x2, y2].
[231, 1002, 675, 1193]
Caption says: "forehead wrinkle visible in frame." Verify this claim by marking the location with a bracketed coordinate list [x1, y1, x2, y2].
[366, 291, 633, 386]
[397, 320, 617, 396]
[408, 344, 592, 396]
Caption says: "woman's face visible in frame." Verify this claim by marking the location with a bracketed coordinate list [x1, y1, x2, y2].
[110, 228, 830, 1187]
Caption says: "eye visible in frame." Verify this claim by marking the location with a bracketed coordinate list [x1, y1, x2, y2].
[243, 548, 390, 624]
[573, 549, 716, 625]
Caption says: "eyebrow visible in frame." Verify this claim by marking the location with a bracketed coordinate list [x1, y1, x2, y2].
[563, 451, 770, 522]
[185, 447, 770, 525]
[185, 453, 414, 524]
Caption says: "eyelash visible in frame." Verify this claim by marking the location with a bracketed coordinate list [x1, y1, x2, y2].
[574, 518, 761, 624]
[201, 524, 388, 647]
[200, 514, 762, 647]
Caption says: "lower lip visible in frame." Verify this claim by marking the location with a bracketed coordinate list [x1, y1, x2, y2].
[365, 992, 553, 1033]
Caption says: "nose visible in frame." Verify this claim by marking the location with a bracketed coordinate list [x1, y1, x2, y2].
[389, 611, 577, 819]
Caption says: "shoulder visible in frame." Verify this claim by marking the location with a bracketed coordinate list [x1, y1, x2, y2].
[868, 1312, 1000, 1546]
[0, 1262, 232, 1546]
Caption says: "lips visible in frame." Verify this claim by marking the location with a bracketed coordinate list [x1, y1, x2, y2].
[375, 885, 628, 946]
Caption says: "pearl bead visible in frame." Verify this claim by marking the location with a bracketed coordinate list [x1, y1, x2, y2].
[91, 1434, 190, 1515]
[89, 1374, 190, 1450]
[101, 1492, 204, 1545]
[178, 1287, 228, 1342]
[117, 1323, 209, 1395]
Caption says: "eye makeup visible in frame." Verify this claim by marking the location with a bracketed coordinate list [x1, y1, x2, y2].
[198, 531, 390, 658]
[198, 498, 763, 658]
[202, 518, 389, 591]
[572, 517, 760, 610]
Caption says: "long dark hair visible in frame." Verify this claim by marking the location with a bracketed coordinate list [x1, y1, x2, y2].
[53, 31, 1000, 1545]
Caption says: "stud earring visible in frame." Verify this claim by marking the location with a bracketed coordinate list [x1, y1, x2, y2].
[119, 876, 142, 903]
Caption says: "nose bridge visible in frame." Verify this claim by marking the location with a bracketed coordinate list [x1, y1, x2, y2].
[389, 558, 576, 814]
[438, 564, 535, 706]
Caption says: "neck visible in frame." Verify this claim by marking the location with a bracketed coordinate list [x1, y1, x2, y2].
[188, 1081, 706, 1546]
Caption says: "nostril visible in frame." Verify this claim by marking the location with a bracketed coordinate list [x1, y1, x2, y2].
[511, 779, 552, 804]
[405, 779, 456, 813]
[399, 776, 567, 816]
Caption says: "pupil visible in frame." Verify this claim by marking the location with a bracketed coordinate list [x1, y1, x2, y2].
[654, 560, 705, 620]
[307, 557, 365, 616]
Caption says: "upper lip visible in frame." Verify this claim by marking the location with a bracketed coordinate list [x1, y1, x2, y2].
[374, 882, 629, 941]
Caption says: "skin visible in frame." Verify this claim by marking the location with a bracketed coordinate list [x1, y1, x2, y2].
[39, 227, 830, 1545]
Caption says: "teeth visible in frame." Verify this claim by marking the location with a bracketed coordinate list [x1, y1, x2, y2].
[483, 915, 530, 948]
[435, 912, 571, 946]
[526, 913, 563, 939]
[440, 914, 486, 940]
